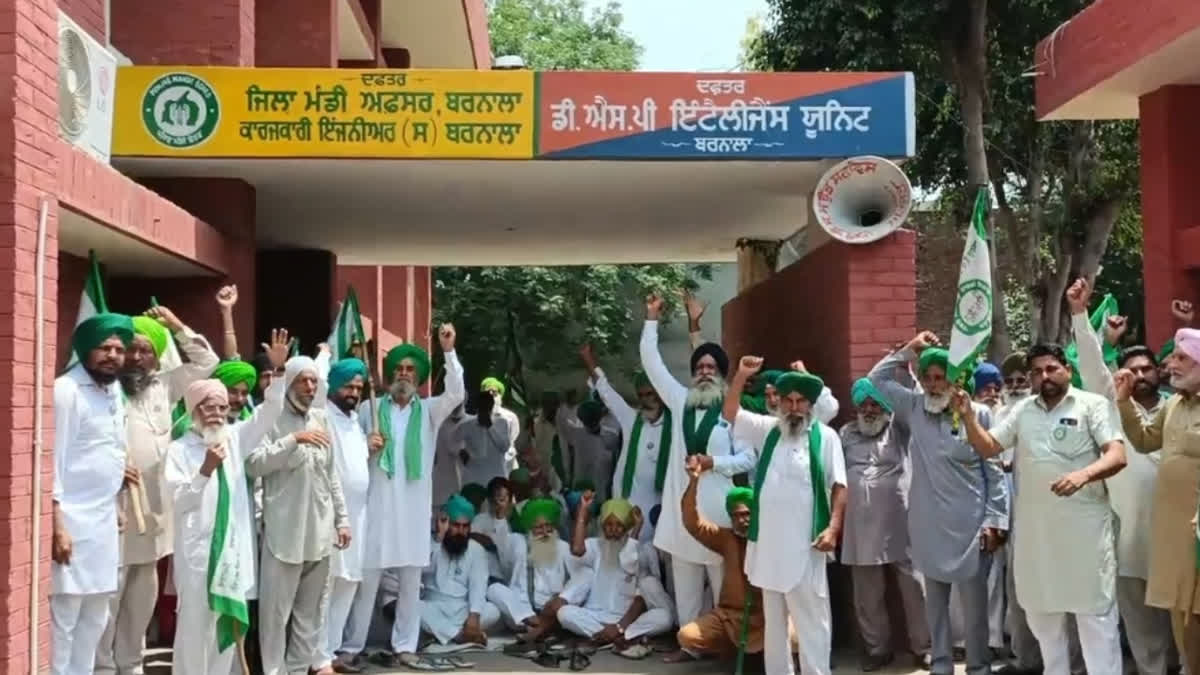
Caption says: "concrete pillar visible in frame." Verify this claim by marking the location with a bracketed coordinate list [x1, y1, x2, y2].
[1138, 86, 1200, 348]
[111, 0, 256, 66]
[0, 0, 61, 670]
[256, 0, 337, 67]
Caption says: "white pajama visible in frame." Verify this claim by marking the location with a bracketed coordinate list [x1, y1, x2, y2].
[342, 566, 422, 655]
[1024, 605, 1121, 675]
[172, 578, 238, 675]
[94, 561, 158, 675]
[52, 593, 112, 675]
[419, 597, 502, 644]
[487, 582, 538, 628]
[763, 585, 832, 675]
[987, 548, 1006, 648]
[669, 559, 723, 626]
[314, 577, 359, 669]
[556, 603, 673, 641]
[258, 552, 332, 675]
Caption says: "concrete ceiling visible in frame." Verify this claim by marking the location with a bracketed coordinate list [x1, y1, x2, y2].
[58, 206, 219, 277]
[380, 0, 475, 69]
[113, 158, 835, 266]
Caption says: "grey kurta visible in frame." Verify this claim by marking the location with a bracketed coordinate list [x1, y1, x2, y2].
[869, 348, 1008, 583]
[247, 403, 350, 564]
[839, 420, 913, 566]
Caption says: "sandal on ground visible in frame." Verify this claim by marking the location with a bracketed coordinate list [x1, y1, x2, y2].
[568, 649, 591, 671]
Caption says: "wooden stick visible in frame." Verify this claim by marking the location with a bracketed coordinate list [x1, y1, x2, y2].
[236, 635, 251, 675]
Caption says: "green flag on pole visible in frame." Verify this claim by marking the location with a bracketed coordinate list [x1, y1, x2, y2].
[207, 464, 250, 651]
[327, 287, 367, 362]
[947, 187, 994, 384]
[1065, 293, 1120, 368]
[65, 250, 108, 370]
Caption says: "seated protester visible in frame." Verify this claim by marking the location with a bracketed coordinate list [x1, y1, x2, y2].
[517, 444, 561, 497]
[487, 499, 589, 642]
[459, 482, 489, 514]
[471, 477, 519, 584]
[675, 469, 764, 664]
[557, 494, 674, 658]
[420, 495, 502, 649]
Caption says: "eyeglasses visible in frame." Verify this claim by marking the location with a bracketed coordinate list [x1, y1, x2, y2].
[1003, 376, 1028, 387]
[196, 402, 231, 416]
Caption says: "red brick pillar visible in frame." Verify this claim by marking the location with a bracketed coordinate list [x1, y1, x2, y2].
[255, 0, 337, 67]
[334, 264, 433, 377]
[110, 0, 255, 66]
[0, 0, 61, 671]
[1139, 86, 1200, 348]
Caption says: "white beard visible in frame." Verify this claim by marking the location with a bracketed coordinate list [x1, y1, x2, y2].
[923, 392, 951, 414]
[856, 414, 888, 437]
[776, 410, 809, 442]
[685, 376, 726, 409]
[1170, 367, 1200, 394]
[390, 380, 416, 399]
[199, 423, 230, 447]
[1003, 389, 1031, 406]
[528, 535, 560, 569]
[599, 537, 627, 569]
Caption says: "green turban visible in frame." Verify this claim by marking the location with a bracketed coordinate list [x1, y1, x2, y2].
[72, 313, 134, 363]
[509, 467, 531, 486]
[599, 498, 634, 526]
[851, 378, 892, 413]
[740, 394, 767, 414]
[1158, 339, 1176, 364]
[481, 377, 505, 396]
[520, 498, 561, 531]
[761, 370, 785, 388]
[131, 316, 170, 358]
[328, 358, 368, 392]
[383, 343, 431, 384]
[744, 373, 767, 398]
[212, 360, 257, 391]
[775, 372, 824, 402]
[633, 371, 652, 390]
[917, 348, 949, 376]
[726, 486, 754, 515]
[443, 494, 476, 522]
[460, 483, 488, 511]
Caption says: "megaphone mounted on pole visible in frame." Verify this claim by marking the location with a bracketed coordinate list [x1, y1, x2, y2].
[812, 156, 913, 245]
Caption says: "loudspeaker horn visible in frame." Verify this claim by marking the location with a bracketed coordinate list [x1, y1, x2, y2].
[811, 156, 913, 244]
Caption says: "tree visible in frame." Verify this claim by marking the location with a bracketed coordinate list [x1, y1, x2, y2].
[486, 0, 641, 70]
[751, 0, 1141, 354]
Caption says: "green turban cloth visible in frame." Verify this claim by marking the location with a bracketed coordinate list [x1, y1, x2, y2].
[383, 343, 431, 384]
[851, 377, 892, 413]
[520, 498, 561, 530]
[328, 358, 368, 393]
[726, 486, 754, 515]
[460, 483, 488, 511]
[481, 377, 505, 396]
[509, 467, 531, 486]
[744, 373, 766, 398]
[1158, 339, 1176, 364]
[633, 371, 652, 390]
[72, 313, 134, 363]
[212, 360, 258, 391]
[599, 498, 634, 526]
[761, 370, 785, 388]
[131, 316, 170, 358]
[917, 348, 949, 376]
[740, 394, 767, 414]
[775, 372, 824, 402]
[443, 494, 476, 522]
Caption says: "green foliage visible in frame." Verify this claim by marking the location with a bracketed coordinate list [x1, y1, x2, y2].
[486, 0, 641, 70]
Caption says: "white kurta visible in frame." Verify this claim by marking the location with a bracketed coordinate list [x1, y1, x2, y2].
[53, 365, 127, 596]
[420, 538, 495, 644]
[357, 351, 465, 569]
[328, 405, 370, 581]
[989, 387, 1121, 615]
[639, 321, 742, 565]
[592, 369, 666, 524]
[471, 511, 516, 581]
[165, 377, 283, 675]
[459, 416, 511, 488]
[495, 404, 521, 472]
[574, 538, 641, 616]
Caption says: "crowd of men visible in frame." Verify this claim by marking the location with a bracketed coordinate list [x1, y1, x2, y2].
[49, 281, 1200, 675]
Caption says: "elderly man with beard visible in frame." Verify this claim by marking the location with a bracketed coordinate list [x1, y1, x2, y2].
[868, 331, 1009, 675]
[959, 340, 1127, 675]
[52, 313, 138, 675]
[1115, 328, 1200, 675]
[706, 358, 847, 675]
[481, 377, 521, 470]
[341, 326, 465, 670]
[488, 498, 588, 644]
[557, 494, 674, 657]
[421, 494, 502, 655]
[164, 354, 287, 675]
[246, 355, 352, 675]
[578, 343, 670, 544]
[95, 304, 218, 675]
[313, 358, 382, 675]
[839, 378, 930, 671]
[640, 294, 748, 651]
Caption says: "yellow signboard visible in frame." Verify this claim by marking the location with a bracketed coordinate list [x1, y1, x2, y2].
[112, 67, 535, 159]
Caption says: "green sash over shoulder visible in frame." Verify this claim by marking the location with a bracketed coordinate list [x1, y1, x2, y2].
[748, 421, 828, 542]
[620, 409, 673, 497]
[682, 403, 722, 455]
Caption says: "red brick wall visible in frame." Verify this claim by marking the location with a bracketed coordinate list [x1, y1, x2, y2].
[722, 230, 916, 424]
[59, 0, 106, 43]
[256, 0, 337, 67]
[110, 0, 255, 66]
[0, 0, 61, 670]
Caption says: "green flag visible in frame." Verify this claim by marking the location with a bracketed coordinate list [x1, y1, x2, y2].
[327, 287, 367, 362]
[207, 464, 250, 651]
[1066, 293, 1120, 368]
[947, 187, 993, 384]
[65, 250, 108, 370]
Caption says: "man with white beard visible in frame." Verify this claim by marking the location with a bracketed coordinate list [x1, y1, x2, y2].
[164, 334, 288, 675]
[247, 355, 352, 675]
[341, 326, 465, 670]
[313, 358, 381, 674]
[557, 494, 674, 657]
[712, 358, 847, 675]
[639, 294, 747, 658]
[839, 378, 930, 671]
[868, 331, 1009, 675]
[487, 498, 588, 643]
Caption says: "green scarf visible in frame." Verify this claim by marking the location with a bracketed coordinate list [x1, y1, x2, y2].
[682, 403, 723, 455]
[377, 395, 423, 480]
[748, 421, 827, 542]
[551, 434, 569, 488]
[207, 463, 250, 651]
[620, 409, 673, 498]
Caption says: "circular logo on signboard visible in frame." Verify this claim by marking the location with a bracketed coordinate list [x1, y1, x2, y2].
[142, 72, 220, 148]
[953, 278, 992, 336]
